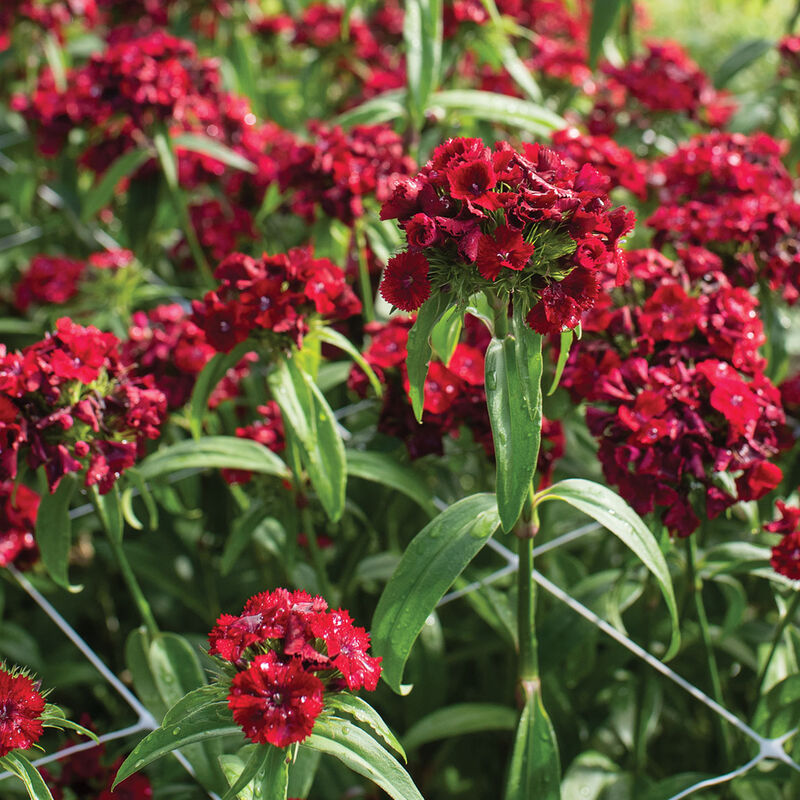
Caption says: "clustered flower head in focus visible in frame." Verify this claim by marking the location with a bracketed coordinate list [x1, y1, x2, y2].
[0, 318, 167, 494]
[208, 589, 381, 748]
[192, 248, 361, 353]
[349, 315, 565, 477]
[562, 249, 789, 536]
[0, 664, 46, 758]
[379, 136, 634, 335]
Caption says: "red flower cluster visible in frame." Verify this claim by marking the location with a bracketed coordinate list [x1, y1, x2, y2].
[123, 304, 254, 410]
[588, 41, 736, 135]
[0, 318, 166, 493]
[0, 481, 39, 569]
[13, 255, 86, 312]
[278, 122, 416, 225]
[0, 666, 45, 758]
[380, 136, 634, 335]
[208, 588, 381, 748]
[550, 127, 649, 200]
[778, 35, 800, 76]
[349, 315, 565, 479]
[192, 248, 361, 353]
[563, 250, 788, 536]
[221, 402, 286, 485]
[648, 132, 800, 303]
[765, 502, 800, 581]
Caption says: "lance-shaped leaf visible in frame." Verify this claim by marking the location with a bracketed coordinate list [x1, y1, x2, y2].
[113, 701, 243, 787]
[588, 0, 627, 69]
[403, 703, 518, 751]
[0, 752, 55, 800]
[171, 133, 257, 173]
[325, 694, 405, 760]
[534, 478, 680, 659]
[406, 293, 450, 421]
[137, 437, 289, 482]
[268, 355, 347, 521]
[372, 494, 501, 692]
[503, 687, 561, 800]
[81, 147, 153, 221]
[36, 475, 79, 591]
[305, 716, 423, 800]
[404, 0, 442, 129]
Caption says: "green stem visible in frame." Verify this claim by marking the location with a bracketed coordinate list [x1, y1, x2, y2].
[685, 537, 732, 764]
[490, 291, 509, 338]
[91, 490, 159, 638]
[757, 591, 800, 690]
[300, 505, 336, 604]
[354, 220, 375, 323]
[517, 533, 539, 682]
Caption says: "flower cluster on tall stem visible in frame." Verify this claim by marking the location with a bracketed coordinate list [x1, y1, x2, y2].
[0, 665, 45, 758]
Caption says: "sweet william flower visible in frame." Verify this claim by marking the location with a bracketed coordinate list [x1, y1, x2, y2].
[228, 653, 324, 748]
[0, 666, 45, 758]
[475, 225, 536, 280]
[770, 531, 800, 581]
[380, 252, 432, 311]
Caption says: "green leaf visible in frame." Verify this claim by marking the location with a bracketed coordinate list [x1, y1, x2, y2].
[431, 305, 464, 365]
[404, 0, 443, 129]
[113, 702, 242, 787]
[406, 293, 450, 421]
[714, 38, 773, 88]
[403, 703, 517, 751]
[80, 147, 153, 221]
[149, 633, 206, 709]
[588, 0, 627, 69]
[162, 685, 227, 728]
[305, 716, 424, 800]
[287, 747, 321, 799]
[372, 494, 501, 692]
[220, 747, 270, 800]
[90, 484, 123, 544]
[429, 90, 565, 134]
[535, 478, 681, 659]
[547, 330, 573, 396]
[41, 705, 100, 741]
[189, 342, 253, 439]
[268, 356, 346, 522]
[486, 322, 542, 532]
[0, 752, 55, 800]
[503, 687, 561, 800]
[137, 437, 289, 482]
[325, 694, 405, 760]
[346, 450, 437, 517]
[752, 674, 800, 738]
[153, 128, 179, 191]
[35, 475, 80, 591]
[171, 133, 257, 174]
[126, 628, 168, 720]
[334, 91, 407, 128]
[312, 326, 382, 397]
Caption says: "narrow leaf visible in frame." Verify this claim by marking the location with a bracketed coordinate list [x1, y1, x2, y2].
[313, 326, 382, 396]
[372, 494, 501, 692]
[346, 450, 437, 517]
[1, 752, 55, 800]
[503, 688, 561, 800]
[548, 329, 573, 396]
[268, 356, 346, 521]
[406, 293, 450, 421]
[403, 703, 517, 751]
[91, 484, 123, 544]
[404, 0, 443, 128]
[220, 747, 270, 800]
[305, 716, 424, 800]
[714, 38, 773, 88]
[172, 133, 257, 174]
[113, 702, 242, 787]
[431, 305, 464, 365]
[189, 342, 252, 439]
[588, 0, 627, 69]
[35, 475, 80, 591]
[137, 437, 289, 482]
[535, 478, 681, 659]
[81, 147, 153, 221]
[334, 91, 407, 127]
[325, 694, 406, 760]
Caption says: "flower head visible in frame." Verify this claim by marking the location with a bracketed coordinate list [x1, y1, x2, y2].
[0, 666, 45, 758]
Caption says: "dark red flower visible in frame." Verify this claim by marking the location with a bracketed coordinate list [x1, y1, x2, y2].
[228, 653, 324, 747]
[380, 252, 431, 311]
[765, 501, 800, 535]
[475, 225, 535, 280]
[447, 158, 500, 210]
[312, 609, 382, 691]
[0, 667, 45, 757]
[736, 462, 782, 502]
[771, 531, 800, 581]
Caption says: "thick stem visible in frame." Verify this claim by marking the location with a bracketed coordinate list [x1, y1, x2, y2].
[517, 534, 539, 682]
[757, 591, 800, 690]
[91, 488, 159, 638]
[685, 537, 732, 764]
[354, 220, 375, 323]
[489, 291, 509, 338]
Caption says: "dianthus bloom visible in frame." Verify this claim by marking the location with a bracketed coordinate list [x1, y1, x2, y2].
[648, 132, 800, 303]
[0, 482, 39, 569]
[192, 248, 361, 352]
[209, 589, 381, 748]
[0, 318, 166, 493]
[0, 666, 46, 758]
[14, 255, 86, 312]
[562, 250, 788, 537]
[380, 136, 633, 335]
[765, 502, 800, 581]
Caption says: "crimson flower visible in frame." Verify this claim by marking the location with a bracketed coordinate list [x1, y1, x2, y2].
[771, 531, 800, 581]
[475, 225, 535, 280]
[380, 252, 431, 311]
[447, 159, 500, 210]
[228, 653, 325, 747]
[0, 667, 45, 758]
